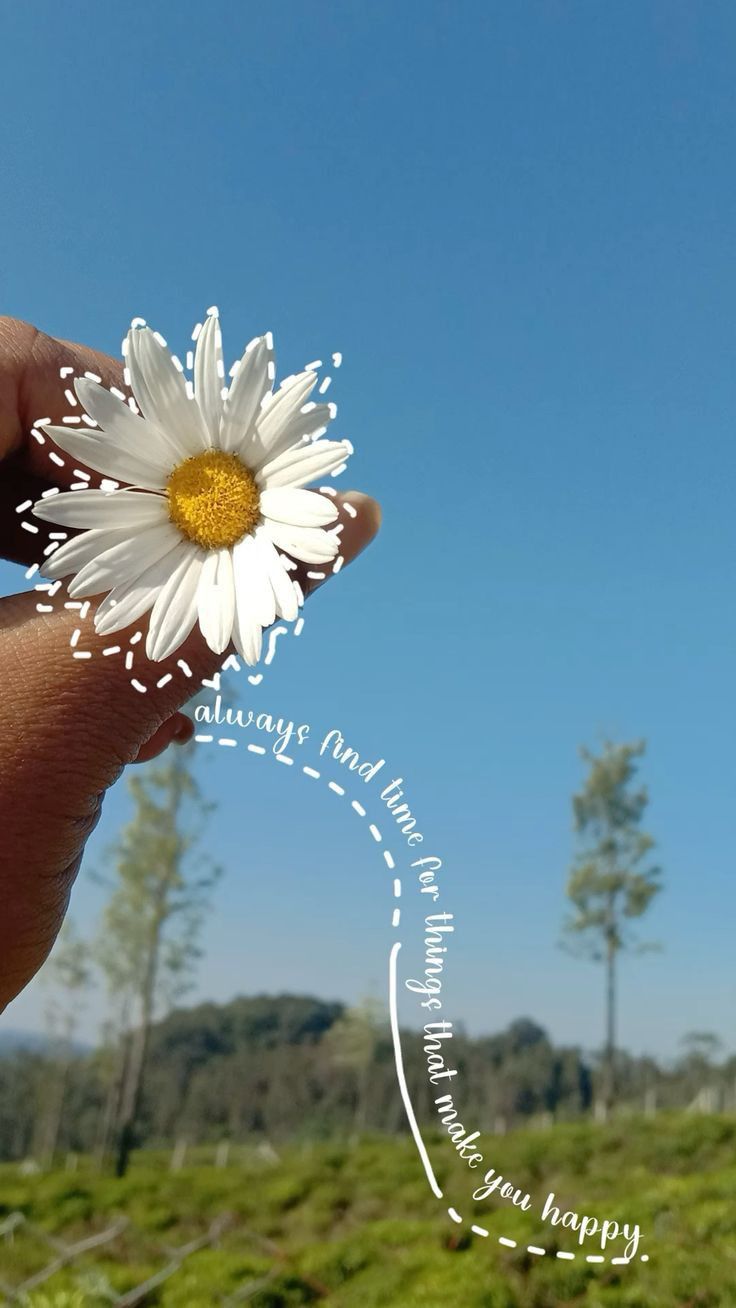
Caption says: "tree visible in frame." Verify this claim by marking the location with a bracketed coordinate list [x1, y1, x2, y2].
[95, 746, 219, 1176]
[34, 919, 91, 1166]
[678, 1031, 723, 1110]
[563, 739, 662, 1114]
[679, 1031, 722, 1067]
[325, 998, 387, 1135]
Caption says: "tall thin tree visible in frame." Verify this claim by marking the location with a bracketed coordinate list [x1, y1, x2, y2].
[96, 746, 219, 1176]
[563, 739, 662, 1115]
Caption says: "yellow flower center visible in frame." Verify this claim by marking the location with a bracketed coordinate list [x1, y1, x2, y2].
[166, 449, 261, 550]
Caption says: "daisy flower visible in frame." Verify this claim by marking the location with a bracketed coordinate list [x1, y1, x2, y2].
[32, 313, 351, 664]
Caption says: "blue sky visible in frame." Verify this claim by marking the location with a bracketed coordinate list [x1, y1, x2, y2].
[2, 1, 736, 1060]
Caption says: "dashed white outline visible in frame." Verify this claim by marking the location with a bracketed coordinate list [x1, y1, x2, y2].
[185, 732, 651, 1267]
[17, 329, 349, 693]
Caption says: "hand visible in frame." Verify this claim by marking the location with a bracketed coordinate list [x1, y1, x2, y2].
[0, 317, 380, 1012]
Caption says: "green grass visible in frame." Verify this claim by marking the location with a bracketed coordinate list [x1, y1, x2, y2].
[0, 1114, 734, 1306]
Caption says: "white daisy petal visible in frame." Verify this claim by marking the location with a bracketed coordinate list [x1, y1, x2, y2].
[125, 329, 171, 431]
[263, 520, 340, 565]
[232, 604, 263, 666]
[41, 526, 147, 580]
[241, 370, 317, 469]
[248, 401, 334, 474]
[126, 326, 207, 458]
[146, 547, 205, 661]
[196, 548, 235, 655]
[74, 378, 176, 479]
[68, 522, 182, 598]
[260, 487, 339, 529]
[33, 489, 167, 530]
[40, 426, 170, 491]
[256, 439, 350, 491]
[232, 534, 276, 630]
[94, 540, 190, 637]
[219, 336, 272, 454]
[253, 528, 300, 621]
[194, 313, 223, 446]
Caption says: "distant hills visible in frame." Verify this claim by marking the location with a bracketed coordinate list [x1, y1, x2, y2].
[0, 1029, 50, 1054]
[0, 1028, 90, 1057]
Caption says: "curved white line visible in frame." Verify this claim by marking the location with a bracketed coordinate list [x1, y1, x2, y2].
[389, 940, 443, 1200]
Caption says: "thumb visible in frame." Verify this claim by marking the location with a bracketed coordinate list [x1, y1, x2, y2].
[0, 588, 219, 1011]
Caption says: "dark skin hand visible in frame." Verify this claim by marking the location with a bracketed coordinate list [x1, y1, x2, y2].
[0, 317, 381, 1012]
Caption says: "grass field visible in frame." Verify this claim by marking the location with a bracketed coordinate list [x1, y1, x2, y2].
[0, 1113, 733, 1306]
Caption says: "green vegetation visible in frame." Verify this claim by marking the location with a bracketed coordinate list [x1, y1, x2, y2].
[0, 737, 715, 1303]
[0, 1115, 733, 1306]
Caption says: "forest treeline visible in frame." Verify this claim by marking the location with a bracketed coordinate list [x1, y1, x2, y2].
[0, 993, 733, 1164]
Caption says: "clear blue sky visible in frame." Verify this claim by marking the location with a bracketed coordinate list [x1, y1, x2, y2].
[2, 1, 736, 1060]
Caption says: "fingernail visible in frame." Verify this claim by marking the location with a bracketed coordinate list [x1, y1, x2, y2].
[343, 490, 382, 535]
